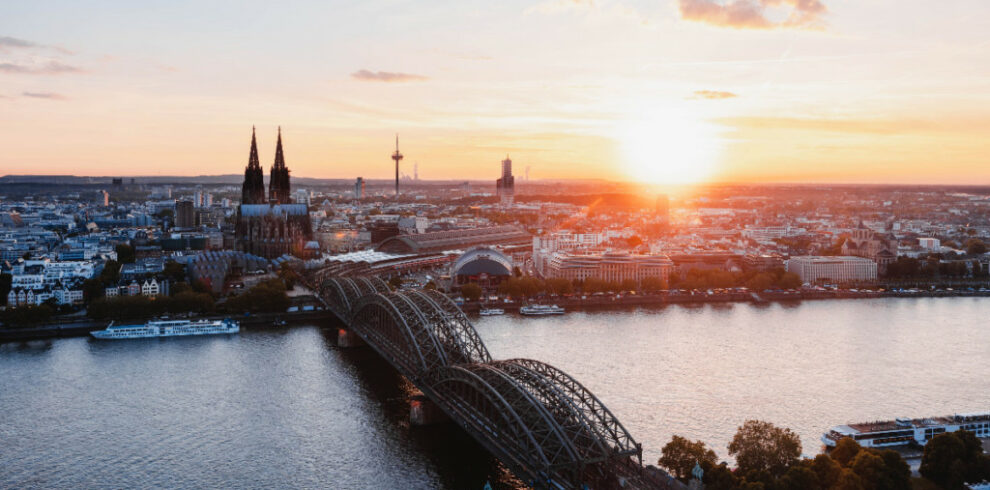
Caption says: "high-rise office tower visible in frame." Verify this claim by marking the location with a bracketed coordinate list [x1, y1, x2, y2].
[496, 155, 515, 207]
[355, 177, 365, 199]
[176, 201, 195, 228]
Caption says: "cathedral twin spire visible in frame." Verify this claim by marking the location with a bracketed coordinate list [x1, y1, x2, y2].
[241, 126, 291, 205]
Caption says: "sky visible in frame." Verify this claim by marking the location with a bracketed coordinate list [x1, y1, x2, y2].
[1, 0, 989, 185]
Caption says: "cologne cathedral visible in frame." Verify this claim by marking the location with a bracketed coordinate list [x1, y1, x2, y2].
[235, 127, 312, 259]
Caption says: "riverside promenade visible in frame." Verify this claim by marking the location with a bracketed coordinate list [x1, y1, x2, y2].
[0, 309, 335, 343]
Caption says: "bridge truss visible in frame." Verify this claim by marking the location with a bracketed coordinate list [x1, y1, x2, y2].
[317, 276, 677, 489]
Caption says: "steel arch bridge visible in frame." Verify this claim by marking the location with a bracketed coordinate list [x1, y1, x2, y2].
[317, 276, 679, 490]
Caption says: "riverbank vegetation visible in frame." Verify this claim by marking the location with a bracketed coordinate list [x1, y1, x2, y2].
[86, 278, 290, 320]
[658, 421, 990, 489]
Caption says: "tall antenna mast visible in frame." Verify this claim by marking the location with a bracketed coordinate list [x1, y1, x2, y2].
[391, 134, 403, 197]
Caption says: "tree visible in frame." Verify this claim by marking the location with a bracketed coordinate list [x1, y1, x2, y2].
[163, 261, 186, 283]
[388, 275, 402, 290]
[872, 449, 911, 490]
[224, 279, 289, 314]
[777, 272, 802, 289]
[498, 278, 523, 298]
[582, 277, 606, 293]
[545, 278, 573, 295]
[461, 283, 482, 302]
[0, 304, 55, 327]
[830, 437, 862, 467]
[703, 462, 739, 490]
[0, 273, 11, 306]
[921, 430, 990, 489]
[728, 420, 802, 477]
[834, 468, 866, 490]
[777, 464, 821, 490]
[640, 276, 666, 292]
[657, 435, 718, 482]
[811, 453, 843, 488]
[99, 260, 121, 285]
[518, 276, 544, 297]
[965, 238, 987, 256]
[115, 243, 136, 263]
[746, 273, 774, 292]
[171, 281, 192, 296]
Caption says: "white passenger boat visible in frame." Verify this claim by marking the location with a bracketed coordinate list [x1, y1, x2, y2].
[91, 318, 240, 339]
[822, 412, 990, 448]
[480, 308, 505, 316]
[519, 304, 565, 316]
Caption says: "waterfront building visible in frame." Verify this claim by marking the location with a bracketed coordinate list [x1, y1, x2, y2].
[53, 288, 84, 305]
[543, 251, 673, 287]
[496, 155, 515, 207]
[668, 252, 742, 278]
[842, 228, 898, 273]
[141, 278, 160, 296]
[785, 255, 877, 284]
[450, 247, 513, 288]
[743, 254, 785, 272]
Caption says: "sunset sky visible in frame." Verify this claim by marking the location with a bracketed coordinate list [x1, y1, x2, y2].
[1, 0, 988, 185]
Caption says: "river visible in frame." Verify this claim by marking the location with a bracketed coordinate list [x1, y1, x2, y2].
[2, 297, 988, 488]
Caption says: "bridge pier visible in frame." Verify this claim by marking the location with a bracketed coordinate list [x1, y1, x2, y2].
[409, 393, 448, 426]
[336, 328, 365, 348]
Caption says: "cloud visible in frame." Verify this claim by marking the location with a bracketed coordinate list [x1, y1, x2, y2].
[0, 60, 83, 75]
[690, 90, 738, 100]
[677, 0, 826, 30]
[350, 69, 428, 83]
[22, 91, 67, 100]
[0, 36, 36, 49]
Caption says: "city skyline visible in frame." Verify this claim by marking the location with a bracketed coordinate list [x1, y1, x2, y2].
[1, 0, 989, 185]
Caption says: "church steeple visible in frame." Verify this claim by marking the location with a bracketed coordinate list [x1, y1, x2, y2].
[241, 126, 265, 204]
[269, 126, 291, 204]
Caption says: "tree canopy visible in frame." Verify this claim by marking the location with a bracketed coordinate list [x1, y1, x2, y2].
[658, 435, 718, 482]
[728, 420, 802, 477]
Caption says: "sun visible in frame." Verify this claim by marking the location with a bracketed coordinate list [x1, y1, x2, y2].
[618, 107, 723, 185]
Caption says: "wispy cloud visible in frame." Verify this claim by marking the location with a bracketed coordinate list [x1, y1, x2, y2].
[0, 61, 83, 75]
[690, 90, 738, 100]
[678, 0, 827, 30]
[0, 35, 73, 54]
[22, 91, 67, 100]
[351, 69, 428, 83]
[0, 36, 36, 49]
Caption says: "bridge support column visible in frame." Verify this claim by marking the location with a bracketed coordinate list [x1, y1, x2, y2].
[409, 394, 448, 426]
[336, 328, 365, 348]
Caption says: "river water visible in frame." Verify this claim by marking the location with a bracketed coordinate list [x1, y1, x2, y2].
[2, 298, 988, 488]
